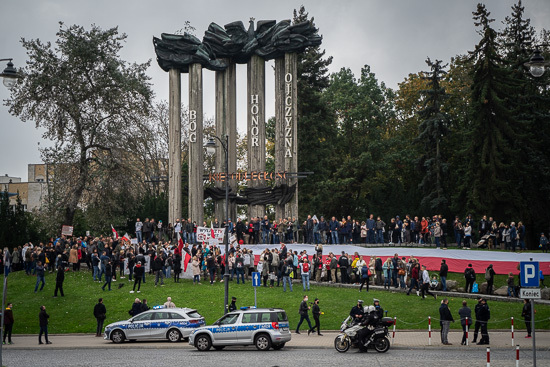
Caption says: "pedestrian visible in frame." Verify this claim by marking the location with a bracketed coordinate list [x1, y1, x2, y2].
[282, 260, 293, 292]
[130, 261, 143, 293]
[406, 262, 420, 296]
[507, 272, 516, 297]
[93, 298, 106, 337]
[359, 260, 370, 292]
[458, 300, 472, 345]
[439, 259, 448, 291]
[129, 298, 142, 316]
[308, 298, 322, 336]
[295, 295, 312, 334]
[472, 296, 482, 343]
[153, 254, 165, 286]
[476, 298, 490, 345]
[140, 299, 150, 313]
[421, 265, 437, 300]
[464, 264, 476, 293]
[300, 258, 310, 291]
[102, 260, 112, 291]
[3, 302, 14, 345]
[485, 264, 495, 295]
[54, 262, 65, 297]
[439, 298, 454, 345]
[521, 299, 532, 338]
[164, 296, 176, 309]
[228, 296, 237, 312]
[38, 305, 52, 345]
[34, 261, 46, 293]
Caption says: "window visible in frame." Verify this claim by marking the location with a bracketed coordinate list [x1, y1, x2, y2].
[217, 313, 239, 325]
[259, 313, 271, 322]
[242, 313, 260, 323]
[170, 312, 185, 320]
[133, 313, 153, 321]
[276, 312, 288, 322]
[187, 311, 202, 319]
[153, 312, 171, 320]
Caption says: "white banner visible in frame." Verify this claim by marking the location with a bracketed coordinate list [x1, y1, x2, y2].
[196, 226, 225, 243]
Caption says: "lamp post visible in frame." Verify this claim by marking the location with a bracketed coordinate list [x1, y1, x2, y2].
[525, 46, 549, 78]
[205, 135, 230, 314]
[0, 59, 19, 88]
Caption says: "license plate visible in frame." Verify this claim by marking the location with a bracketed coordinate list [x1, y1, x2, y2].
[281, 327, 289, 331]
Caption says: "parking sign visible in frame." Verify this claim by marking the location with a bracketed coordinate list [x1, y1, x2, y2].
[520, 261, 539, 287]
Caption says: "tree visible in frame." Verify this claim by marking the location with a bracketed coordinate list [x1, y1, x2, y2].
[5, 22, 153, 227]
[292, 6, 338, 218]
[415, 58, 450, 214]
[456, 4, 525, 219]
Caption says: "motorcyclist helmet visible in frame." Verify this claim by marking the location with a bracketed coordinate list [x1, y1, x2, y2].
[364, 305, 376, 314]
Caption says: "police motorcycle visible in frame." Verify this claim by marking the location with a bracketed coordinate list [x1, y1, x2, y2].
[334, 306, 392, 353]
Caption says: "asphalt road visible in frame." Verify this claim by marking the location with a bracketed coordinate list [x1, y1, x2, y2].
[3, 347, 549, 367]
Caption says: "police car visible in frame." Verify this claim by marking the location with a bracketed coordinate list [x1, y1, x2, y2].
[189, 307, 291, 351]
[104, 307, 205, 343]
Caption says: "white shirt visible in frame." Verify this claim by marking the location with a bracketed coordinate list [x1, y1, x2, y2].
[422, 269, 430, 283]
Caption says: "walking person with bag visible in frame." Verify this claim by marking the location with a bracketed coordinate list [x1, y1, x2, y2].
[93, 298, 106, 337]
[295, 295, 312, 334]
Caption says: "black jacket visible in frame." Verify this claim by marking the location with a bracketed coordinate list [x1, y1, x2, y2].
[439, 264, 448, 277]
[522, 302, 532, 321]
[312, 303, 320, 316]
[439, 303, 454, 322]
[477, 303, 490, 322]
[56, 268, 65, 283]
[94, 303, 107, 319]
[299, 301, 309, 315]
[39, 309, 49, 327]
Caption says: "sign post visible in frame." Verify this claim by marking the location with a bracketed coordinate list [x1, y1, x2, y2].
[252, 272, 261, 308]
[520, 261, 539, 367]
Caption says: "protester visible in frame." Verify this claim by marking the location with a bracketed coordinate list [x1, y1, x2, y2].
[54, 262, 65, 297]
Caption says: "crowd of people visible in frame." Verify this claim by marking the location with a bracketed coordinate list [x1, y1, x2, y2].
[137, 214, 538, 253]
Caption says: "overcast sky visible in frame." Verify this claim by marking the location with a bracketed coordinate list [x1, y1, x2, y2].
[1, 0, 549, 180]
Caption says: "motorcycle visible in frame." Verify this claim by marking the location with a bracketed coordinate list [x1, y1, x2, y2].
[334, 315, 393, 353]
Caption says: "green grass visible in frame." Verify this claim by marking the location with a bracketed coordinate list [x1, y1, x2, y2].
[2, 270, 549, 334]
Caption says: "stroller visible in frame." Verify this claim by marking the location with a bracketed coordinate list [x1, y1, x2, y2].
[429, 273, 439, 290]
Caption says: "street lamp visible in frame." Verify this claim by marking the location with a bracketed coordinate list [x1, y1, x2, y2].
[0, 59, 19, 88]
[525, 47, 549, 78]
[204, 135, 230, 314]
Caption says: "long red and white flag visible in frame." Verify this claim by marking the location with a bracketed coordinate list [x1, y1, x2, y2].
[211, 221, 216, 239]
[111, 225, 119, 240]
[178, 232, 184, 253]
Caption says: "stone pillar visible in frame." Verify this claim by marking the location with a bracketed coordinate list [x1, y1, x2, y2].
[188, 63, 204, 225]
[168, 68, 182, 225]
[284, 53, 298, 221]
[274, 58, 286, 222]
[247, 55, 266, 220]
[215, 61, 237, 224]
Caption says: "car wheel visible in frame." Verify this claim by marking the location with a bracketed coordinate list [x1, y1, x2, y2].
[272, 343, 285, 350]
[254, 333, 272, 351]
[111, 330, 125, 344]
[195, 334, 212, 351]
[167, 329, 182, 342]
[213, 346, 225, 351]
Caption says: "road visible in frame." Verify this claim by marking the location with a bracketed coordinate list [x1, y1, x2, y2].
[3, 347, 550, 367]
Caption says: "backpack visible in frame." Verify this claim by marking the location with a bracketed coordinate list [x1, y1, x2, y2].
[485, 268, 491, 281]
[466, 268, 475, 281]
[361, 265, 369, 279]
[302, 262, 309, 273]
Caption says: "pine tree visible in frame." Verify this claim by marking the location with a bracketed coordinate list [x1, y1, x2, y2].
[458, 4, 525, 220]
[416, 58, 450, 214]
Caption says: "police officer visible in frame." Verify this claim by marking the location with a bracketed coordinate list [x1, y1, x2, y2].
[373, 298, 384, 319]
[228, 297, 237, 312]
[355, 305, 381, 350]
[350, 299, 364, 323]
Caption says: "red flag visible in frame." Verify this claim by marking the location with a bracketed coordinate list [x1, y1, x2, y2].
[122, 233, 130, 241]
[211, 222, 216, 239]
[183, 252, 191, 272]
[111, 225, 119, 240]
[178, 233, 184, 253]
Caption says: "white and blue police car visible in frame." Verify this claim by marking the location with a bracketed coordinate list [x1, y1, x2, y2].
[189, 307, 291, 351]
[104, 307, 205, 343]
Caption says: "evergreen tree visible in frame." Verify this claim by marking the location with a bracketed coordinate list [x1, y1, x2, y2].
[416, 58, 450, 214]
[292, 6, 338, 217]
[457, 4, 525, 220]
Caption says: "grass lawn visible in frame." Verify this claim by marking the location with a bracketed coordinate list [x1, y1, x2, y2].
[2, 269, 549, 334]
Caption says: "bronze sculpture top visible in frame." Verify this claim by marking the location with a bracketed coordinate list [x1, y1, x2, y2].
[153, 19, 322, 73]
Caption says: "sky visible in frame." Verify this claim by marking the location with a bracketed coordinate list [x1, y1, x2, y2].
[1, 0, 549, 181]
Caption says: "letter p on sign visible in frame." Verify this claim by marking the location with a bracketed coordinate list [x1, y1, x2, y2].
[520, 261, 539, 287]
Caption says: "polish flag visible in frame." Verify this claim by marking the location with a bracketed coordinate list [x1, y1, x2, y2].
[111, 225, 119, 240]
[122, 233, 130, 241]
[178, 233, 184, 253]
[211, 222, 216, 239]
[183, 252, 192, 272]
